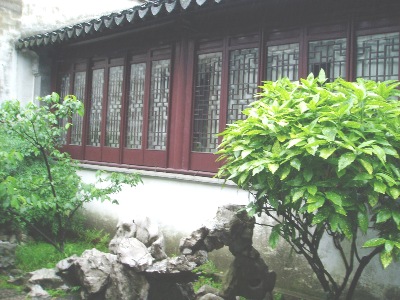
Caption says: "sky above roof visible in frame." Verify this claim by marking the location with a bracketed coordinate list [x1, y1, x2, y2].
[20, 0, 143, 36]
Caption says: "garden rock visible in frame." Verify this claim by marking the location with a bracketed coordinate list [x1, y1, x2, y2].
[112, 237, 153, 272]
[104, 260, 149, 300]
[28, 268, 64, 290]
[145, 255, 196, 275]
[109, 217, 167, 261]
[221, 253, 276, 300]
[195, 285, 221, 299]
[0, 241, 17, 269]
[27, 284, 51, 299]
[56, 255, 78, 273]
[198, 293, 224, 300]
[180, 204, 276, 299]
[73, 248, 117, 295]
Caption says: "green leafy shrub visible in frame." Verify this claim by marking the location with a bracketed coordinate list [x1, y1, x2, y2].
[0, 93, 142, 253]
[192, 260, 222, 292]
[217, 72, 400, 299]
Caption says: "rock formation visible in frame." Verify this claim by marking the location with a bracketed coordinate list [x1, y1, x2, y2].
[17, 205, 276, 300]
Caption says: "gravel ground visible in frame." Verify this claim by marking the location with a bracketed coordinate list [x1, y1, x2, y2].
[0, 288, 26, 300]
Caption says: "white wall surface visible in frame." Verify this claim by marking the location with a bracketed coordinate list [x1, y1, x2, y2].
[79, 165, 400, 299]
[0, 0, 143, 103]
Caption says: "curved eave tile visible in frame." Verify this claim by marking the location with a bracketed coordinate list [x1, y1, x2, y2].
[16, 0, 230, 50]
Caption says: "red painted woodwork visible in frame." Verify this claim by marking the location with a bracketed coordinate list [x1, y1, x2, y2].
[52, 1, 400, 176]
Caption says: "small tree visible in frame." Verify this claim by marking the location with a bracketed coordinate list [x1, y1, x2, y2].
[217, 72, 400, 299]
[0, 93, 142, 252]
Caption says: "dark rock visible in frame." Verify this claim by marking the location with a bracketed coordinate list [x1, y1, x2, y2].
[0, 241, 17, 269]
[221, 254, 276, 300]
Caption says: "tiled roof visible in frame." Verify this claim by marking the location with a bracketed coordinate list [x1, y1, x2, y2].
[16, 0, 227, 50]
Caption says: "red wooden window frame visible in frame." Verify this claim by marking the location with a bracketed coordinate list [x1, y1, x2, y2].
[122, 47, 173, 168]
[54, 13, 400, 176]
[189, 34, 261, 173]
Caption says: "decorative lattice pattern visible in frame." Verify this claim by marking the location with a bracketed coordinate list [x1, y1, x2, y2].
[105, 66, 124, 148]
[70, 71, 86, 145]
[357, 32, 399, 81]
[266, 43, 299, 81]
[126, 63, 146, 149]
[147, 59, 170, 150]
[88, 69, 104, 147]
[58, 74, 70, 145]
[308, 38, 347, 81]
[228, 48, 259, 123]
[192, 52, 222, 153]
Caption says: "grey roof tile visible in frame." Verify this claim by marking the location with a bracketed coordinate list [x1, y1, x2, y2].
[15, 0, 228, 50]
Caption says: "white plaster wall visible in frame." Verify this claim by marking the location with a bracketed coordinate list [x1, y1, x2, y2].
[0, 0, 143, 103]
[79, 165, 400, 299]
[79, 166, 250, 235]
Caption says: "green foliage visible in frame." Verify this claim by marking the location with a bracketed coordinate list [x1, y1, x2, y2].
[0, 93, 142, 252]
[0, 274, 23, 292]
[217, 72, 400, 298]
[15, 241, 102, 272]
[78, 228, 111, 252]
[192, 260, 222, 292]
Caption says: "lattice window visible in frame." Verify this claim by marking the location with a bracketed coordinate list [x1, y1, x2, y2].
[88, 69, 104, 147]
[70, 71, 86, 145]
[105, 66, 124, 148]
[267, 43, 299, 81]
[308, 38, 347, 81]
[192, 52, 222, 153]
[126, 63, 146, 149]
[147, 59, 170, 150]
[228, 48, 259, 123]
[357, 33, 399, 81]
[58, 74, 70, 145]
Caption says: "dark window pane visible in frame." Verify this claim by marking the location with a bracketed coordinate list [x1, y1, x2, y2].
[105, 66, 124, 148]
[147, 59, 170, 150]
[126, 63, 146, 149]
[192, 52, 222, 153]
[88, 69, 104, 147]
[228, 48, 259, 123]
[70, 71, 86, 145]
[267, 43, 299, 81]
[308, 38, 347, 81]
[357, 33, 399, 81]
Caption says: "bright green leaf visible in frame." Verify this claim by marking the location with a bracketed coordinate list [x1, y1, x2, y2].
[338, 152, 356, 172]
[359, 158, 373, 175]
[376, 210, 391, 223]
[268, 164, 279, 174]
[373, 181, 387, 194]
[380, 251, 392, 269]
[363, 238, 386, 248]
[287, 138, 303, 149]
[319, 148, 336, 159]
[307, 185, 318, 196]
[290, 158, 301, 171]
